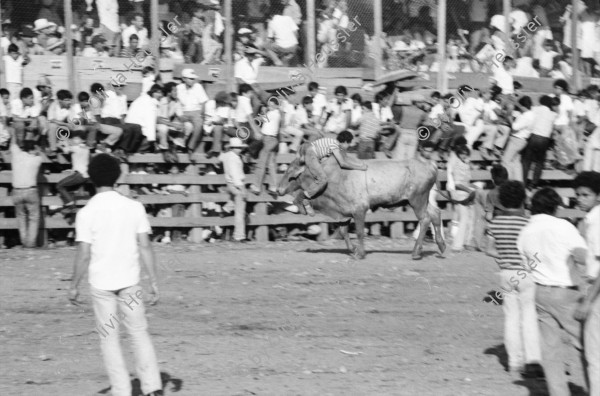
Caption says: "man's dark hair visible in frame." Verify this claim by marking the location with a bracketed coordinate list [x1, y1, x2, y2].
[129, 33, 139, 42]
[362, 101, 373, 110]
[147, 83, 163, 96]
[0, 88, 9, 97]
[7, 43, 19, 53]
[572, 171, 600, 195]
[88, 153, 121, 187]
[491, 164, 509, 186]
[518, 95, 532, 110]
[455, 145, 470, 157]
[530, 187, 562, 215]
[56, 90, 73, 101]
[308, 82, 319, 92]
[539, 95, 554, 109]
[554, 79, 569, 92]
[334, 85, 347, 96]
[513, 81, 523, 90]
[78, 91, 90, 102]
[351, 93, 362, 103]
[162, 81, 178, 96]
[20, 88, 33, 99]
[420, 140, 436, 150]
[238, 83, 253, 95]
[499, 181, 526, 209]
[302, 95, 313, 106]
[90, 83, 105, 96]
[431, 91, 441, 99]
[337, 131, 354, 143]
[451, 135, 467, 150]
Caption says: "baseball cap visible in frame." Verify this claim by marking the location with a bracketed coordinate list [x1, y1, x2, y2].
[181, 68, 199, 79]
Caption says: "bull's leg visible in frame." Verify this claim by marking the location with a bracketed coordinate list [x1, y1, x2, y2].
[428, 204, 446, 255]
[409, 194, 430, 260]
[353, 210, 367, 259]
[339, 221, 357, 255]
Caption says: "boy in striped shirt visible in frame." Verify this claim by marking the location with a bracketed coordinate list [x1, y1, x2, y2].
[295, 131, 367, 216]
[357, 101, 381, 159]
[486, 180, 542, 376]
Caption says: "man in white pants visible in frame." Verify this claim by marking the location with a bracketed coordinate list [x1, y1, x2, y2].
[68, 154, 163, 396]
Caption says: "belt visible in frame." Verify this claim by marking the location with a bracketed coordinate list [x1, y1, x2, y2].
[535, 283, 578, 290]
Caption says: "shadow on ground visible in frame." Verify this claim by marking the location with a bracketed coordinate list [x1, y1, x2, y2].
[97, 371, 183, 395]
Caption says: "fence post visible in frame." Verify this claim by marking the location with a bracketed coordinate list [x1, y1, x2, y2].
[436, 0, 447, 93]
[65, 0, 76, 94]
[151, 0, 160, 73]
[0, 186, 6, 248]
[373, 0, 383, 79]
[224, 0, 233, 92]
[571, 0, 581, 91]
[306, 0, 316, 66]
[0, 5, 3, 88]
[188, 184, 204, 243]
[254, 202, 269, 242]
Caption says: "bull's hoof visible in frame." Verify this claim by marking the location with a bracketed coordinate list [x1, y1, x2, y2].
[350, 248, 366, 260]
[411, 253, 423, 260]
[437, 239, 447, 254]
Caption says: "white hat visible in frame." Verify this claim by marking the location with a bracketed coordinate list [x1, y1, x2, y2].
[238, 28, 252, 35]
[181, 68, 199, 79]
[228, 137, 248, 148]
[490, 15, 507, 33]
[33, 18, 57, 31]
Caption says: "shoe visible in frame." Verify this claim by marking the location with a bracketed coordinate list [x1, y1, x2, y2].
[302, 198, 315, 216]
[145, 391, 164, 396]
[521, 363, 545, 379]
[161, 236, 171, 244]
[233, 238, 251, 243]
[249, 184, 261, 195]
[267, 188, 278, 198]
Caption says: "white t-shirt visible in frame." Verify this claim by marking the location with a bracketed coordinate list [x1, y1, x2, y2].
[482, 100, 500, 122]
[457, 97, 483, 126]
[125, 94, 160, 141]
[234, 56, 264, 85]
[540, 49, 558, 69]
[517, 214, 587, 287]
[96, 0, 120, 32]
[555, 93, 574, 126]
[48, 102, 76, 122]
[261, 109, 281, 137]
[76, 191, 151, 291]
[100, 90, 128, 119]
[311, 93, 327, 119]
[11, 99, 40, 118]
[493, 65, 514, 95]
[235, 95, 254, 123]
[177, 83, 209, 112]
[584, 205, 600, 279]
[4, 55, 23, 84]
[324, 98, 352, 133]
[204, 99, 233, 132]
[122, 25, 148, 48]
[268, 15, 298, 48]
[512, 109, 535, 140]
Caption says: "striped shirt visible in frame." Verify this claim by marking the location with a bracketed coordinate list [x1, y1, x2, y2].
[312, 138, 340, 160]
[489, 215, 529, 270]
[359, 110, 381, 141]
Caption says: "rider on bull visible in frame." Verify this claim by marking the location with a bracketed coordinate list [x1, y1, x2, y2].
[294, 131, 368, 216]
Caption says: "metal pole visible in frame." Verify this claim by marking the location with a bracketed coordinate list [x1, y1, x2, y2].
[374, 0, 383, 80]
[151, 0, 160, 73]
[0, 5, 4, 89]
[503, 0, 511, 54]
[65, 0, 76, 93]
[306, 0, 316, 66]
[571, 0, 580, 90]
[225, 0, 233, 92]
[437, 0, 446, 92]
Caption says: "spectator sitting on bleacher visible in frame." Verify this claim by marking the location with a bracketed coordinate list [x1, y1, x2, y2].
[205, 91, 236, 158]
[82, 34, 110, 57]
[70, 92, 102, 150]
[295, 96, 324, 143]
[11, 88, 41, 147]
[56, 131, 90, 211]
[279, 91, 305, 154]
[120, 34, 139, 57]
[177, 68, 209, 158]
[307, 82, 327, 122]
[15, 28, 45, 56]
[122, 13, 148, 50]
[265, 2, 299, 66]
[356, 101, 381, 160]
[349, 93, 362, 130]
[45, 89, 77, 159]
[250, 101, 281, 196]
[95, 82, 126, 154]
[125, 84, 164, 153]
[322, 85, 352, 136]
[219, 137, 249, 242]
[234, 84, 262, 159]
[0, 88, 12, 150]
[156, 82, 186, 156]
[141, 66, 159, 97]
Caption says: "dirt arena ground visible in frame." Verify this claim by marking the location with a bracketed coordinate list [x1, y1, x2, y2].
[1, 236, 560, 396]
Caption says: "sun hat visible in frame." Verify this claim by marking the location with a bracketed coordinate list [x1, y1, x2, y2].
[181, 68, 199, 79]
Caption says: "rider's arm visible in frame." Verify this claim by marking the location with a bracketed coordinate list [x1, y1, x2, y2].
[332, 149, 367, 171]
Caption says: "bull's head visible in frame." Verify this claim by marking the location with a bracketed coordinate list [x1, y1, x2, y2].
[277, 158, 305, 196]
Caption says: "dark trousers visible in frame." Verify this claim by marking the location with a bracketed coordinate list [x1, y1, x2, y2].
[357, 139, 376, 159]
[117, 123, 144, 153]
[57, 171, 88, 204]
[210, 125, 237, 153]
[521, 134, 551, 188]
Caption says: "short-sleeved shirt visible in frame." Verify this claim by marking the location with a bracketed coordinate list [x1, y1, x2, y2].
[10, 143, 42, 188]
[583, 205, 600, 279]
[177, 83, 209, 113]
[100, 90, 128, 119]
[359, 110, 380, 141]
[517, 214, 588, 287]
[267, 14, 298, 48]
[47, 102, 76, 122]
[235, 96, 254, 123]
[76, 191, 151, 291]
[11, 99, 40, 118]
[261, 109, 281, 137]
[219, 151, 245, 186]
[312, 138, 340, 160]
[489, 214, 529, 270]
[4, 55, 23, 84]
[324, 98, 352, 133]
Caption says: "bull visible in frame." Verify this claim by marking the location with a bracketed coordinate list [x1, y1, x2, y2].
[278, 156, 454, 260]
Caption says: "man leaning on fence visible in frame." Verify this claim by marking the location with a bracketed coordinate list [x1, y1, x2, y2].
[219, 138, 249, 242]
[10, 129, 42, 249]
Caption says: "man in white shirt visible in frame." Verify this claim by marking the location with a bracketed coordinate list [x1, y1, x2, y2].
[456, 85, 485, 149]
[82, 35, 110, 58]
[517, 188, 589, 396]
[69, 153, 162, 396]
[121, 13, 148, 49]
[176, 68, 208, 156]
[308, 82, 327, 121]
[4, 44, 30, 101]
[234, 48, 265, 85]
[492, 56, 515, 95]
[125, 84, 163, 149]
[11, 88, 41, 147]
[249, 99, 281, 195]
[265, 2, 298, 66]
[322, 85, 352, 135]
[96, 0, 120, 52]
[219, 137, 249, 242]
[46, 89, 77, 156]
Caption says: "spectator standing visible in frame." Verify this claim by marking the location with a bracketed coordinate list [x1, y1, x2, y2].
[249, 101, 281, 196]
[219, 138, 249, 242]
[447, 145, 475, 253]
[96, 0, 120, 53]
[486, 180, 542, 376]
[9, 132, 42, 249]
[356, 101, 381, 159]
[517, 188, 589, 396]
[521, 95, 558, 190]
[233, 84, 262, 158]
[4, 44, 30, 101]
[283, 0, 302, 26]
[68, 154, 162, 396]
[0, 89, 11, 150]
[503, 96, 534, 182]
[122, 13, 148, 50]
[177, 69, 209, 156]
[573, 172, 600, 396]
